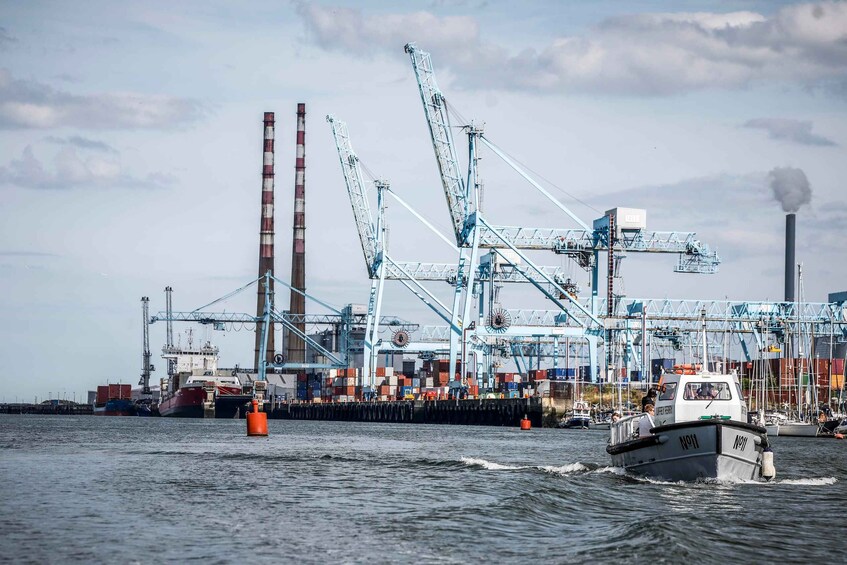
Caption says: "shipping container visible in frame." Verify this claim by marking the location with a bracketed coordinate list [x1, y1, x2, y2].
[651, 358, 675, 377]
[96, 386, 109, 404]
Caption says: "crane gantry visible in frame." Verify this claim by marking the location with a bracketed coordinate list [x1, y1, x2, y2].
[328, 114, 583, 390]
[404, 43, 722, 381]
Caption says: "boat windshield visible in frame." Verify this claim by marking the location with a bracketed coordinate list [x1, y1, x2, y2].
[683, 382, 731, 401]
[659, 382, 677, 401]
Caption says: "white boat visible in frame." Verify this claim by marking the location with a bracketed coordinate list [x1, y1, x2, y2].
[750, 410, 781, 436]
[779, 421, 822, 437]
[560, 399, 592, 429]
[607, 369, 775, 482]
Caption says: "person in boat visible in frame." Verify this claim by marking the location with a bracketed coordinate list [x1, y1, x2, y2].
[638, 404, 655, 438]
[696, 383, 718, 399]
[641, 387, 658, 410]
[611, 411, 621, 423]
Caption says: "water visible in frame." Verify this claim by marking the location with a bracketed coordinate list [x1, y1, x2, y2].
[1, 415, 845, 563]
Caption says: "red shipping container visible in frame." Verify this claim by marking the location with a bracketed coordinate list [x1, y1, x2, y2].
[120, 384, 131, 399]
[834, 359, 845, 374]
[108, 384, 120, 399]
[96, 386, 109, 404]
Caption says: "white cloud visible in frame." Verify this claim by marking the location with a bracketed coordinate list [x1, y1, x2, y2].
[298, 1, 847, 96]
[0, 69, 205, 129]
[0, 145, 174, 190]
[297, 4, 479, 55]
[45, 135, 119, 153]
[743, 118, 836, 146]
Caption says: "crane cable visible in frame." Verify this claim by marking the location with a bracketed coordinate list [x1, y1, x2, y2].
[444, 99, 602, 216]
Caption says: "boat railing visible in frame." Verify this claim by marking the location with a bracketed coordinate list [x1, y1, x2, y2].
[610, 414, 641, 445]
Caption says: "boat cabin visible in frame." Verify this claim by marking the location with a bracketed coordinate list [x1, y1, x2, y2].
[653, 370, 747, 426]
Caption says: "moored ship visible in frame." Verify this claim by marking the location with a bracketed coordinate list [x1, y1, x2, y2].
[158, 332, 252, 418]
[93, 384, 135, 416]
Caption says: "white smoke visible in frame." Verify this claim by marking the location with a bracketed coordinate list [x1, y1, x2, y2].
[768, 166, 812, 213]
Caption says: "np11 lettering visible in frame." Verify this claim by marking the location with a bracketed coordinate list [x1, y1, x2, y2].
[732, 435, 748, 451]
[679, 434, 699, 450]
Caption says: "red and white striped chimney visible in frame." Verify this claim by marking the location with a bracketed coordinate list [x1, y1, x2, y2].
[254, 112, 276, 370]
[287, 103, 307, 364]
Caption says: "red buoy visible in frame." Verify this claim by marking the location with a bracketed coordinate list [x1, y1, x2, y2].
[520, 416, 531, 430]
[246, 399, 268, 436]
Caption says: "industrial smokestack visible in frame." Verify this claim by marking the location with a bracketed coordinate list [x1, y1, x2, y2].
[287, 103, 307, 364]
[785, 213, 796, 302]
[254, 112, 276, 371]
[768, 166, 810, 304]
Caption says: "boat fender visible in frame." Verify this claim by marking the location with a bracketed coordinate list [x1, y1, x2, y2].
[753, 435, 762, 445]
[761, 448, 775, 481]
[657, 434, 669, 444]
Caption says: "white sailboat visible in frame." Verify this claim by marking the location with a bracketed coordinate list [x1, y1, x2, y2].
[779, 265, 825, 437]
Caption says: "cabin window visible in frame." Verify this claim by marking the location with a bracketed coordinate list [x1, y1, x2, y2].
[683, 382, 731, 400]
[659, 382, 677, 401]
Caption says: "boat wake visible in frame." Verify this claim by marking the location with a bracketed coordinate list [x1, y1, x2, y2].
[459, 457, 527, 471]
[612, 471, 838, 487]
[538, 463, 591, 475]
[774, 477, 837, 486]
[459, 457, 592, 475]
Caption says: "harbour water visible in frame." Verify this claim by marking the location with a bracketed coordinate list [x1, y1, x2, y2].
[1, 415, 845, 562]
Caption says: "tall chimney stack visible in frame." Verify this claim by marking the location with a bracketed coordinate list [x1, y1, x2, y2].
[784, 213, 796, 302]
[287, 103, 307, 364]
[254, 112, 276, 370]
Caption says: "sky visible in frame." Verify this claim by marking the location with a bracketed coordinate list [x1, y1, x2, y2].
[1, 0, 846, 401]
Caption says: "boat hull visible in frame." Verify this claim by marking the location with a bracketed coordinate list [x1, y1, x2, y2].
[158, 386, 206, 418]
[779, 423, 820, 437]
[158, 385, 251, 419]
[93, 399, 135, 416]
[607, 420, 767, 482]
[215, 394, 252, 419]
[561, 417, 592, 429]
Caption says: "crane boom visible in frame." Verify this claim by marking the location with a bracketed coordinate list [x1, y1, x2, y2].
[405, 44, 720, 274]
[327, 115, 380, 275]
[405, 43, 471, 244]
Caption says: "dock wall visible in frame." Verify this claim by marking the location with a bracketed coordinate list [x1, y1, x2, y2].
[268, 397, 543, 427]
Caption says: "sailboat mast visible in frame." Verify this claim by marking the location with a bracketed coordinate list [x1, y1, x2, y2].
[701, 308, 708, 373]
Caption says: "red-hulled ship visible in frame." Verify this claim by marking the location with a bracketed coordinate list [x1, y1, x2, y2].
[158, 331, 252, 418]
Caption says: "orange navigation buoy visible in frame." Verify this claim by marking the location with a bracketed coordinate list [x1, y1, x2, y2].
[246, 399, 268, 436]
[520, 415, 531, 430]
[835, 433, 844, 440]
